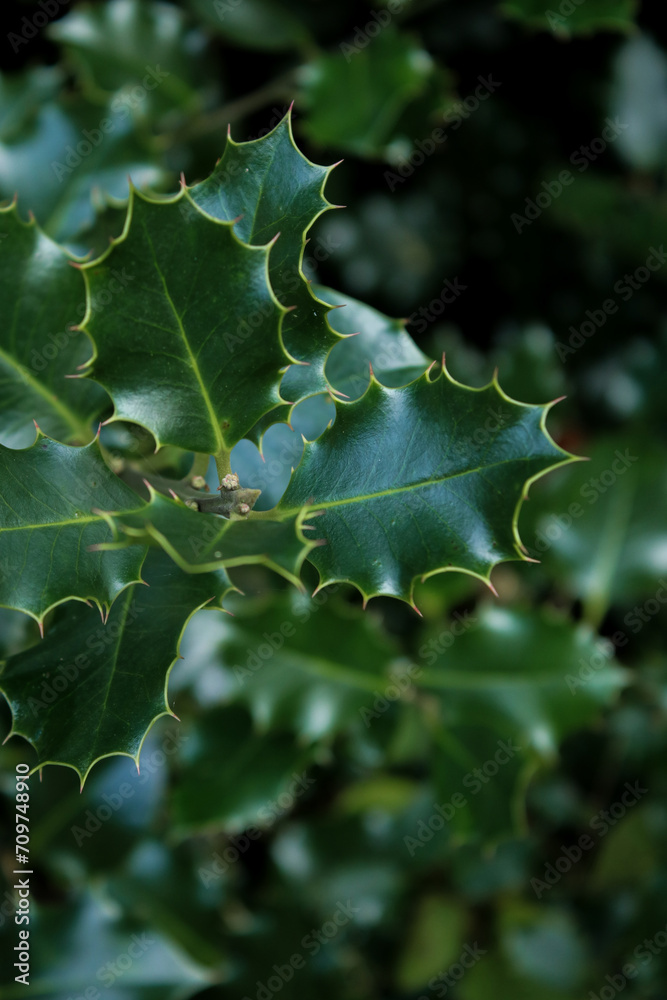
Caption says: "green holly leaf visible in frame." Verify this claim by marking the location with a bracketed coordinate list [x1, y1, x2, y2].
[299, 28, 437, 159]
[279, 366, 579, 607]
[501, 0, 638, 36]
[102, 487, 315, 589]
[188, 0, 310, 51]
[217, 590, 396, 741]
[0, 890, 212, 999]
[524, 437, 667, 624]
[171, 704, 315, 834]
[80, 189, 291, 453]
[0, 72, 168, 244]
[417, 606, 628, 840]
[318, 284, 431, 399]
[0, 206, 109, 449]
[0, 549, 228, 783]
[48, 0, 215, 115]
[189, 112, 342, 401]
[0, 434, 146, 628]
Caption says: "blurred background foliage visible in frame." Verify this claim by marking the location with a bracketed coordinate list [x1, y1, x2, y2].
[1, 0, 667, 997]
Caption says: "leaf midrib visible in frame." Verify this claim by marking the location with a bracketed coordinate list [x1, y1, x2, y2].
[141, 219, 225, 452]
[283, 453, 538, 513]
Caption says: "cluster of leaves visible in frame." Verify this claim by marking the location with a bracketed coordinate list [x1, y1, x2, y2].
[1, 0, 667, 998]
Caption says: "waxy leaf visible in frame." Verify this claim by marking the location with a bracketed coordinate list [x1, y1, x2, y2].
[0, 549, 228, 783]
[171, 703, 315, 834]
[0, 434, 146, 626]
[0, 206, 109, 448]
[80, 190, 291, 453]
[0, 71, 167, 244]
[319, 284, 431, 399]
[102, 487, 315, 589]
[217, 590, 396, 740]
[189, 112, 342, 401]
[501, 0, 638, 35]
[280, 365, 578, 605]
[48, 0, 214, 114]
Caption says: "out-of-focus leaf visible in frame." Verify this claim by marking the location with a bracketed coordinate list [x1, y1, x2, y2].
[611, 33, 667, 170]
[48, 0, 214, 114]
[501, 0, 638, 36]
[170, 704, 315, 833]
[188, 0, 310, 51]
[299, 28, 438, 159]
[0, 890, 212, 999]
[523, 437, 667, 622]
[216, 590, 396, 740]
[395, 894, 466, 991]
[0, 75, 168, 243]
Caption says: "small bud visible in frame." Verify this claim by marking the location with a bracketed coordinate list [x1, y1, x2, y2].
[219, 473, 240, 491]
[238, 503, 250, 515]
[191, 475, 208, 491]
[185, 499, 199, 510]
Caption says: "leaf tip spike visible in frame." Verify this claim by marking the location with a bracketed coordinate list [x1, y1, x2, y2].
[37, 619, 44, 639]
[411, 601, 423, 618]
[487, 578, 499, 598]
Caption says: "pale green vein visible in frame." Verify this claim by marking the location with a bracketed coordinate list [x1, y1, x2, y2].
[141, 221, 225, 453]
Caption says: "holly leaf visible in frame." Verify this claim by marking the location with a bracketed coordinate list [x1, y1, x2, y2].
[216, 590, 396, 741]
[188, 111, 342, 401]
[501, 0, 638, 36]
[101, 487, 316, 589]
[0, 71, 167, 244]
[0, 434, 146, 627]
[48, 0, 215, 115]
[279, 365, 579, 606]
[318, 284, 431, 399]
[0, 206, 109, 449]
[170, 704, 315, 834]
[80, 189, 291, 453]
[299, 28, 437, 159]
[0, 549, 228, 783]
[188, 0, 310, 52]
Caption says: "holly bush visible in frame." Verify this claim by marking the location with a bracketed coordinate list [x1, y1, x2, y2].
[1, 0, 666, 998]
